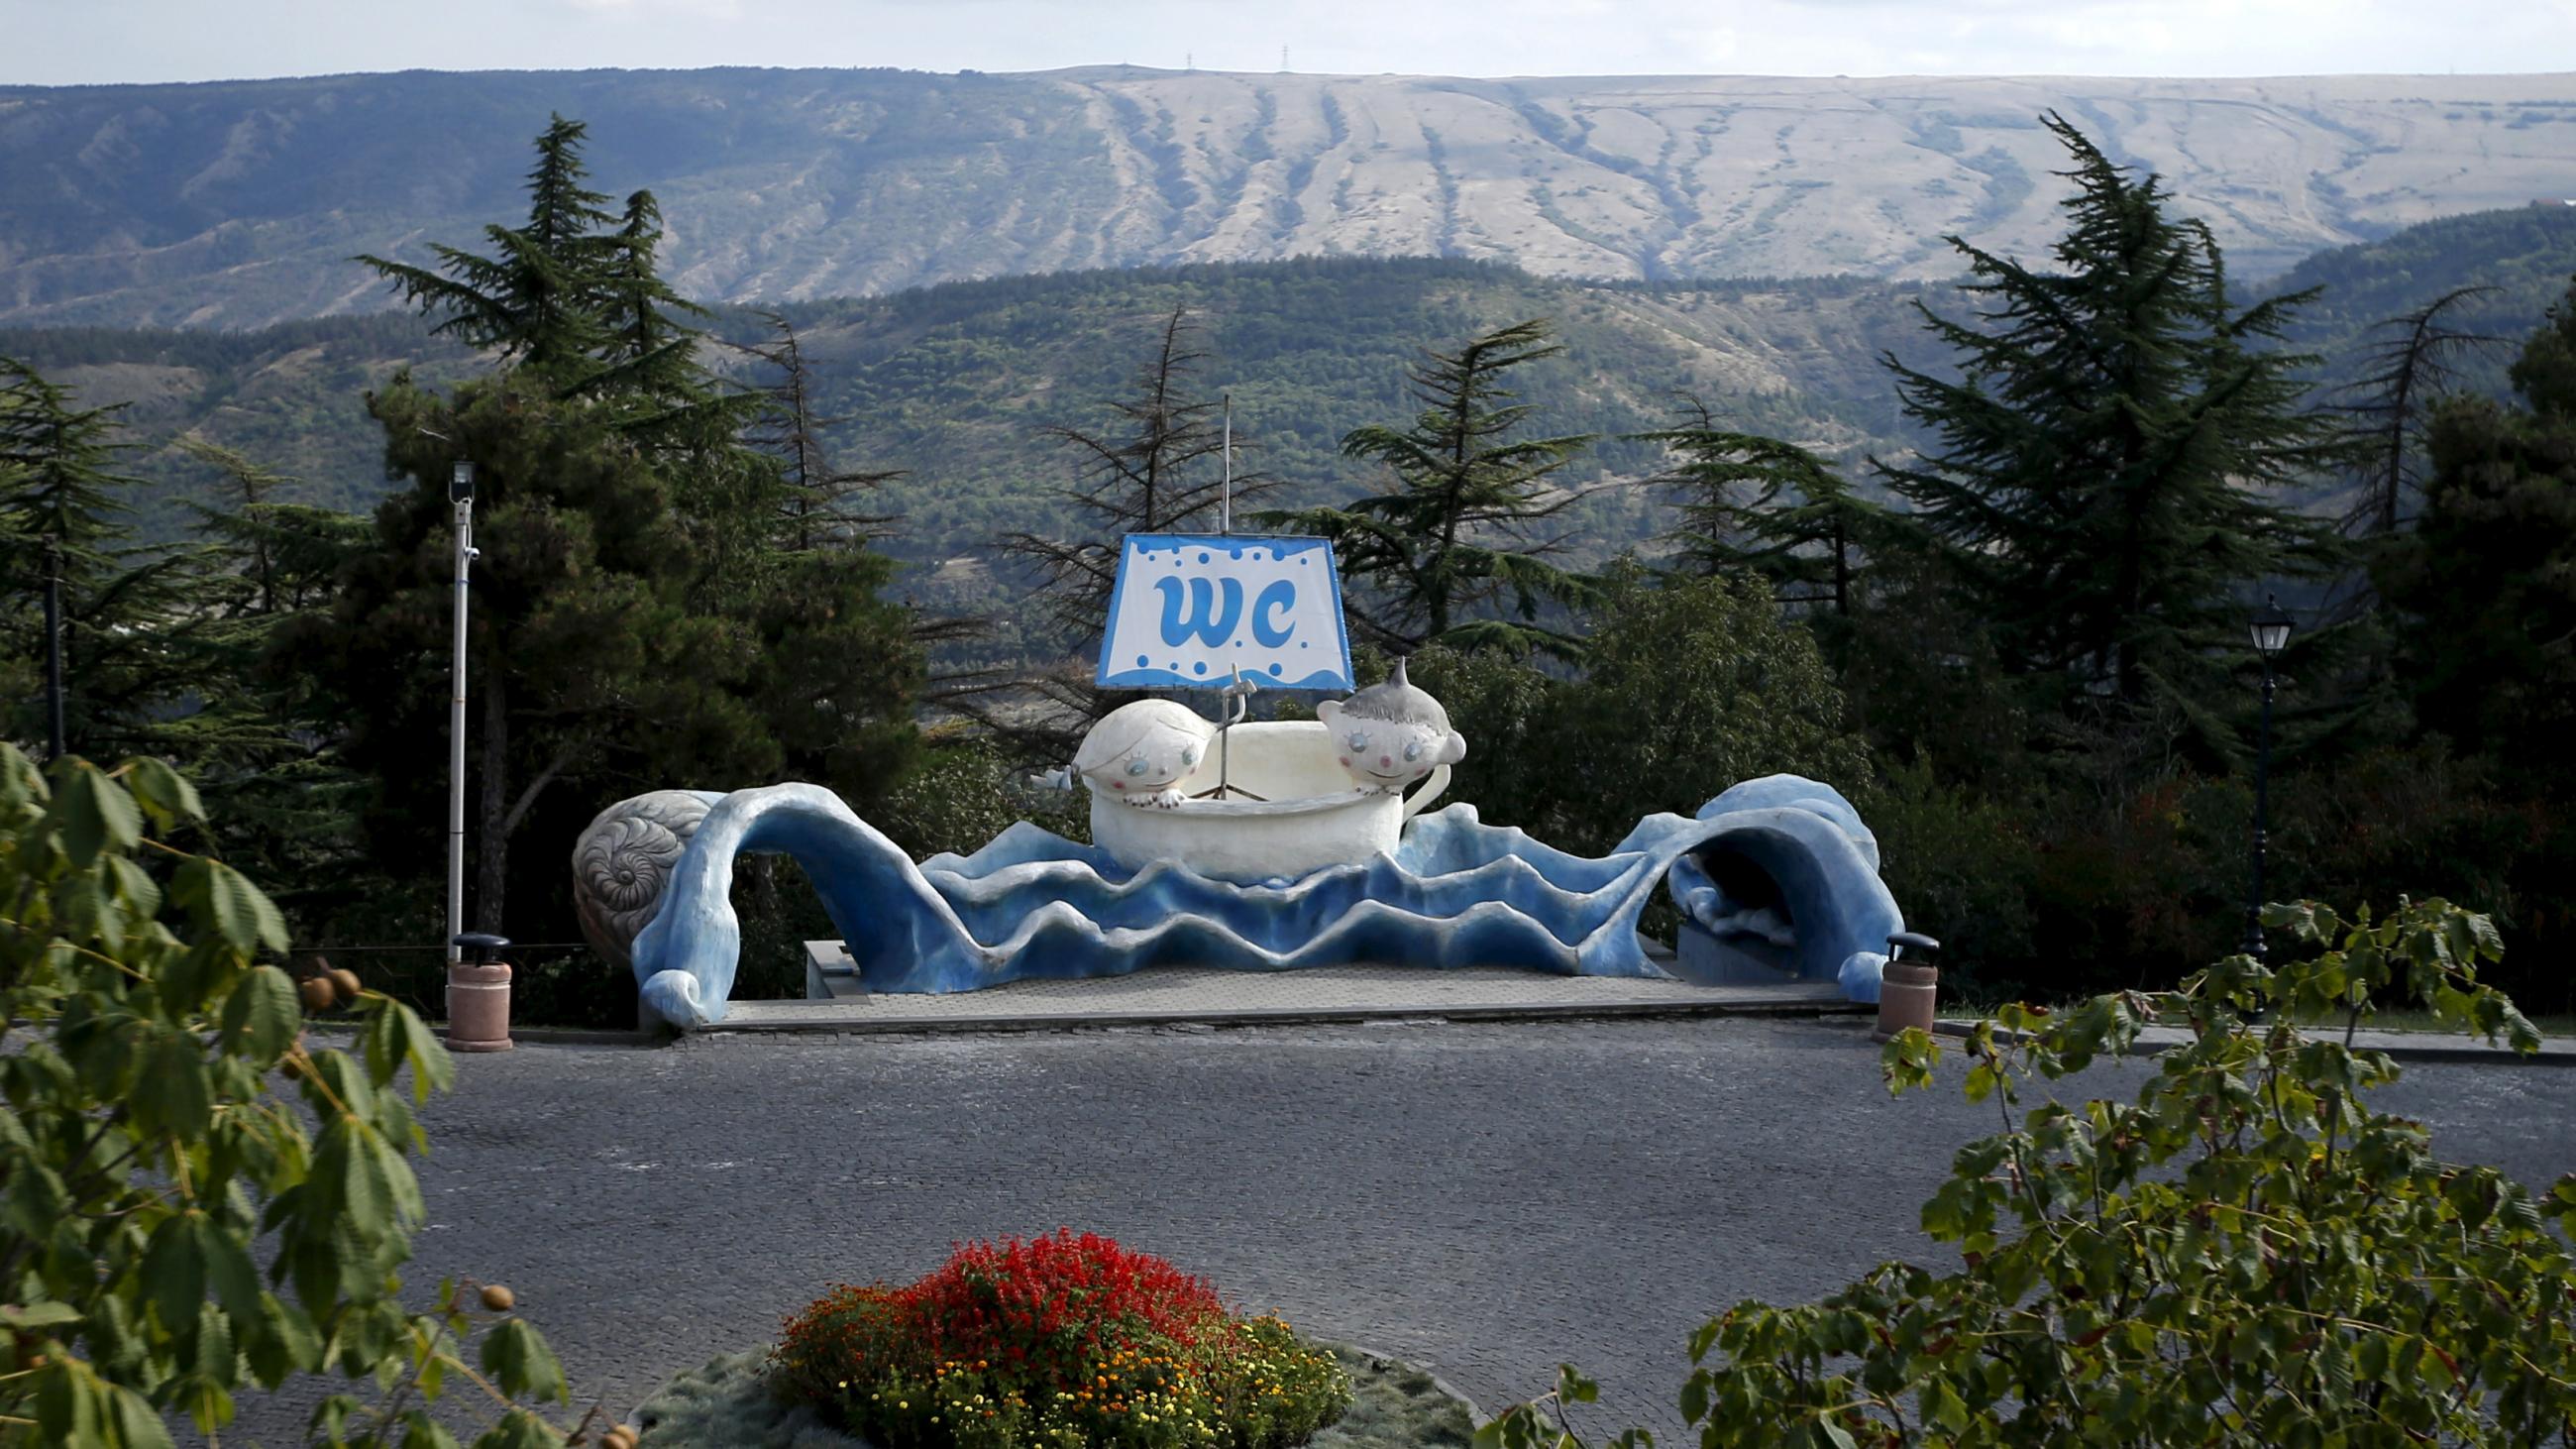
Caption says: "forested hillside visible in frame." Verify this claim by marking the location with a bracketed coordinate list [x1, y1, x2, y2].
[0, 259, 1942, 569]
[3, 65, 2571, 328]
[3, 205, 2568, 608]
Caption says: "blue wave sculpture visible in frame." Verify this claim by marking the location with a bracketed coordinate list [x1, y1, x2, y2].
[628, 773, 1903, 1029]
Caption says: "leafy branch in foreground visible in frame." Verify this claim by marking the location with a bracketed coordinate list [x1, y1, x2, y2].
[0, 745, 621, 1447]
[1478, 895, 2576, 1447]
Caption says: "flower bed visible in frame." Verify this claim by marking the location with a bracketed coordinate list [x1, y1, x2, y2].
[768, 1231, 1355, 1448]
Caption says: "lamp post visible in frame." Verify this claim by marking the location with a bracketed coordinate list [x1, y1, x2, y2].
[39, 534, 63, 763]
[447, 460, 478, 967]
[2243, 594, 2294, 959]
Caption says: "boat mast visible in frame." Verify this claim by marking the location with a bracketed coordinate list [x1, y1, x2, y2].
[1218, 393, 1238, 799]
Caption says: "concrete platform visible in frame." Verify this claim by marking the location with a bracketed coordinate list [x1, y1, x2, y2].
[700, 950, 1862, 1036]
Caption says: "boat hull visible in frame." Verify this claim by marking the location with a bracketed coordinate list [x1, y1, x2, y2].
[1088, 721, 1449, 882]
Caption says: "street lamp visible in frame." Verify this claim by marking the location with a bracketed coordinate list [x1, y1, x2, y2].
[2243, 594, 2294, 959]
[39, 534, 62, 763]
[447, 460, 478, 968]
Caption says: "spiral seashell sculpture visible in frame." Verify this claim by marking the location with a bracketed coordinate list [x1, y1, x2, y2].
[570, 790, 724, 973]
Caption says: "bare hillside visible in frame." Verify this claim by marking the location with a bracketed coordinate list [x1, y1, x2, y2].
[0, 66, 2568, 327]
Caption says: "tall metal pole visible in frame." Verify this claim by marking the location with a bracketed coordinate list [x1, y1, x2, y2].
[40, 534, 63, 763]
[448, 492, 475, 965]
[2243, 662, 2275, 960]
[1220, 393, 1233, 535]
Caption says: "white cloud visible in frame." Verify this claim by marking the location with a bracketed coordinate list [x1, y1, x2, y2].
[5, 0, 2570, 85]
[557, 0, 744, 17]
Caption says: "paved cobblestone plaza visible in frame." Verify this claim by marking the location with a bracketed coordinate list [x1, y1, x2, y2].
[381, 1018, 2576, 1438]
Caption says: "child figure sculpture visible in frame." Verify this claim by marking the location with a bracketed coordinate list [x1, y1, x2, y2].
[1316, 658, 1467, 795]
[1071, 699, 1216, 809]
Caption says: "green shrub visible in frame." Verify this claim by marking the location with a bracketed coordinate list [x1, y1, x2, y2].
[1410, 572, 1872, 858]
[878, 737, 1090, 860]
[0, 745, 598, 1447]
[1859, 757, 2038, 1005]
[2273, 742, 2574, 1013]
[774, 1231, 1350, 1449]
[1477, 896, 2576, 1447]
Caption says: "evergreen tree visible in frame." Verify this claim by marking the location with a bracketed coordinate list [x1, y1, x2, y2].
[735, 311, 900, 551]
[978, 306, 1277, 755]
[294, 118, 924, 939]
[594, 188, 710, 400]
[1262, 318, 1599, 656]
[1641, 394, 1882, 614]
[2376, 274, 2576, 791]
[354, 115, 618, 376]
[1001, 306, 1275, 641]
[0, 359, 204, 757]
[284, 379, 773, 937]
[1874, 116, 2340, 724]
[162, 441, 382, 916]
[2332, 284, 2503, 541]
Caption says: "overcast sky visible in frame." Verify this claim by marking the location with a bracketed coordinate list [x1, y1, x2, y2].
[3, 0, 2571, 86]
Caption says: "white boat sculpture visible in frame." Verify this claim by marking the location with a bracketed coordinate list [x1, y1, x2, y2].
[1086, 719, 1453, 883]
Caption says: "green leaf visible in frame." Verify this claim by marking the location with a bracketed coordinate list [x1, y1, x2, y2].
[401, 1409, 466, 1449]
[244, 1294, 320, 1387]
[395, 1003, 456, 1103]
[53, 763, 142, 869]
[35, 1362, 102, 1446]
[58, 874, 124, 956]
[141, 1215, 208, 1334]
[200, 1218, 264, 1325]
[470, 1408, 562, 1449]
[0, 1300, 84, 1329]
[135, 1029, 213, 1139]
[122, 755, 204, 830]
[220, 965, 301, 1063]
[106, 853, 161, 919]
[478, 1317, 569, 1403]
[105, 1378, 176, 1449]
[1813, 1423, 1860, 1449]
[1678, 1370, 1709, 1423]
[178, 857, 288, 956]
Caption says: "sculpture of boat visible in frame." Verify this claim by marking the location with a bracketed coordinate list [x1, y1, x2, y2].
[1088, 721, 1451, 882]
[583, 526, 1915, 1030]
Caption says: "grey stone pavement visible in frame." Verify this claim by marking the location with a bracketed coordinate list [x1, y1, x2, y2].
[233, 1012, 2576, 1444]
[740, 959, 1853, 1032]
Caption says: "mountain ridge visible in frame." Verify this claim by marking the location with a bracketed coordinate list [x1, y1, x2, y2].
[3, 66, 2570, 329]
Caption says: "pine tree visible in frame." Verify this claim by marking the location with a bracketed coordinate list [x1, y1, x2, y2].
[734, 311, 900, 551]
[1641, 394, 1882, 614]
[0, 359, 204, 757]
[2376, 274, 2576, 791]
[159, 441, 382, 915]
[297, 119, 923, 938]
[1874, 116, 2341, 722]
[1001, 306, 1276, 641]
[1261, 318, 1599, 656]
[592, 188, 716, 406]
[354, 114, 618, 376]
[976, 306, 1278, 755]
[2332, 285, 2503, 541]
